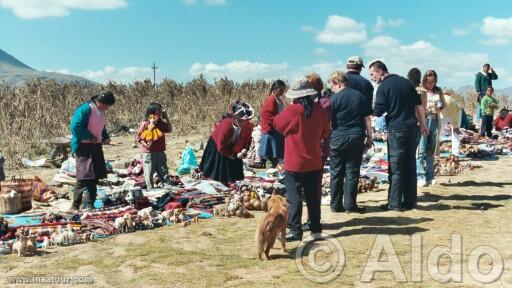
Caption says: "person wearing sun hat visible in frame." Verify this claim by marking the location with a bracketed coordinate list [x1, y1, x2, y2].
[199, 100, 255, 184]
[273, 76, 331, 241]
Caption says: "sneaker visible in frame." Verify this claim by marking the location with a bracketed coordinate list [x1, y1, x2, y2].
[310, 233, 325, 241]
[429, 179, 437, 185]
[417, 178, 427, 187]
[346, 206, 366, 214]
[330, 207, 346, 213]
[379, 203, 403, 212]
[302, 222, 311, 232]
[285, 232, 302, 242]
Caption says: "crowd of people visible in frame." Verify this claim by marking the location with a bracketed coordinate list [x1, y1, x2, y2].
[68, 58, 510, 241]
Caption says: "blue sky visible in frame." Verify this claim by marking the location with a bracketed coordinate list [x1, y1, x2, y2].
[1, 0, 511, 88]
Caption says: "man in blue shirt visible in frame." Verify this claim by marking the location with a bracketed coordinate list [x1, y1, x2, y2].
[370, 61, 428, 211]
[346, 56, 374, 112]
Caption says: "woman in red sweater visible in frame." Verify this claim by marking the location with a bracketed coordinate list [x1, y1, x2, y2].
[494, 108, 512, 131]
[258, 80, 286, 168]
[199, 101, 254, 184]
[274, 77, 331, 241]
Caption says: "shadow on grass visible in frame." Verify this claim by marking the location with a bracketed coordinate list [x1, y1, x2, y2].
[439, 181, 512, 188]
[417, 202, 504, 211]
[323, 216, 433, 231]
[418, 192, 512, 202]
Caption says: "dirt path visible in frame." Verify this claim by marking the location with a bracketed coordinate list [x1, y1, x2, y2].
[1, 133, 511, 287]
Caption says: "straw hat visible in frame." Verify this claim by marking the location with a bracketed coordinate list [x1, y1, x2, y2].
[285, 76, 318, 99]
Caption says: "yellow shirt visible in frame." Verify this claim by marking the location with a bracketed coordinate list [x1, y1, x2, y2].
[440, 95, 461, 127]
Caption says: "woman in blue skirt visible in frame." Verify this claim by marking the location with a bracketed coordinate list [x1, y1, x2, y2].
[258, 80, 286, 168]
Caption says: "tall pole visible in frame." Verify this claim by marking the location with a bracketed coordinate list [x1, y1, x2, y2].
[151, 62, 158, 89]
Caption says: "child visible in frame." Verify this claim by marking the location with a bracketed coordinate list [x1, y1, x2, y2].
[199, 100, 254, 184]
[259, 80, 286, 168]
[480, 86, 499, 138]
[136, 103, 172, 188]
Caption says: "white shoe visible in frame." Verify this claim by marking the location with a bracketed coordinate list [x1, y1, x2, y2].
[429, 179, 437, 185]
[417, 179, 427, 187]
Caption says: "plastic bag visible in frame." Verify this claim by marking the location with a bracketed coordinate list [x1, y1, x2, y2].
[177, 145, 198, 175]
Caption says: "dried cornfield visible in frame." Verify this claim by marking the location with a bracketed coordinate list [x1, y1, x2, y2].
[0, 76, 270, 168]
[0, 77, 508, 168]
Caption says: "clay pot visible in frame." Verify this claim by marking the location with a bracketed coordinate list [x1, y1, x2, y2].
[253, 200, 261, 211]
[261, 198, 268, 211]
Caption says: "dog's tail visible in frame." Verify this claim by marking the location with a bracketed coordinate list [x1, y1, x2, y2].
[255, 224, 264, 260]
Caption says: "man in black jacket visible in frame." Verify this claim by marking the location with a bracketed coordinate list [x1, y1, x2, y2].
[346, 56, 374, 112]
[370, 61, 429, 211]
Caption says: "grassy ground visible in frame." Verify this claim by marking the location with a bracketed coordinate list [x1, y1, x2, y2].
[1, 133, 511, 287]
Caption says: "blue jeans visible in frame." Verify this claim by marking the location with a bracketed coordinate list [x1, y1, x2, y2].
[329, 134, 365, 210]
[417, 116, 438, 182]
[476, 103, 482, 122]
[387, 126, 420, 209]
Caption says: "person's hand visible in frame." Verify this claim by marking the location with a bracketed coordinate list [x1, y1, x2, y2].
[364, 137, 374, 148]
[420, 125, 430, 136]
[162, 110, 169, 120]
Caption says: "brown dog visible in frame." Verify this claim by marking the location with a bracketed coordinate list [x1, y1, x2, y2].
[256, 194, 289, 260]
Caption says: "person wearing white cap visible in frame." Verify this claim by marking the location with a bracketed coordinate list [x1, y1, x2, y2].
[346, 56, 374, 112]
[273, 76, 331, 241]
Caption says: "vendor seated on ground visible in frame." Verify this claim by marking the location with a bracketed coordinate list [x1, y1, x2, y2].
[199, 100, 254, 185]
[494, 108, 512, 131]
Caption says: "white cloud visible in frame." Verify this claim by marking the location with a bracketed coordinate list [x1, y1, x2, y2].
[301, 25, 316, 32]
[314, 48, 328, 55]
[373, 16, 405, 33]
[362, 36, 489, 87]
[183, 0, 226, 6]
[481, 16, 512, 45]
[69, 65, 152, 83]
[297, 61, 343, 81]
[45, 68, 72, 75]
[205, 0, 226, 5]
[452, 27, 469, 36]
[315, 15, 367, 45]
[189, 60, 288, 81]
[0, 0, 127, 19]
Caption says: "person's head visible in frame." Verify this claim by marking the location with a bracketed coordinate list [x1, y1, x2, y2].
[269, 80, 286, 97]
[306, 73, 324, 93]
[92, 90, 115, 111]
[369, 60, 388, 83]
[328, 70, 348, 93]
[422, 70, 438, 91]
[483, 63, 490, 73]
[486, 86, 494, 96]
[499, 108, 509, 120]
[285, 76, 318, 118]
[323, 88, 333, 98]
[145, 103, 163, 120]
[230, 100, 254, 126]
[346, 56, 364, 72]
[407, 68, 422, 87]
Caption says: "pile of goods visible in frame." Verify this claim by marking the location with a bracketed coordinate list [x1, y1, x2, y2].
[358, 176, 379, 193]
[435, 155, 482, 176]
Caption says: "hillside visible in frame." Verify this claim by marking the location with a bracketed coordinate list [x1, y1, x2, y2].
[0, 49, 94, 86]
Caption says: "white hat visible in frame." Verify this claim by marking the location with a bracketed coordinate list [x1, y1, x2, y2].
[231, 101, 254, 120]
[285, 76, 318, 99]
